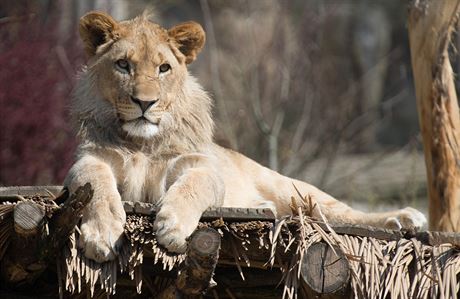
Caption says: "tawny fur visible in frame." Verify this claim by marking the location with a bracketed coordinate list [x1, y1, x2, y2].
[65, 11, 427, 263]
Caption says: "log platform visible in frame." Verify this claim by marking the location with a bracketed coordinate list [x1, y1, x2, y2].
[0, 186, 459, 299]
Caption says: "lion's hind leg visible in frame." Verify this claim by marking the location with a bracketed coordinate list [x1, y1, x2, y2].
[318, 198, 427, 231]
[287, 179, 426, 230]
[380, 207, 427, 230]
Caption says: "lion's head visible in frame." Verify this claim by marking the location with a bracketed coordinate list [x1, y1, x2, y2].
[73, 12, 213, 152]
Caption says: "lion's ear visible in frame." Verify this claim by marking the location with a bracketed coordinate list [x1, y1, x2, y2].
[168, 21, 205, 64]
[79, 11, 118, 56]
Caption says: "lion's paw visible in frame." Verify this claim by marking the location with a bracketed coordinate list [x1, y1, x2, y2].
[153, 205, 199, 253]
[384, 207, 427, 231]
[78, 216, 125, 263]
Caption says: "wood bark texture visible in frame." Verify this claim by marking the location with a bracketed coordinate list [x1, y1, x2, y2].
[14, 201, 45, 236]
[157, 227, 221, 298]
[301, 243, 350, 298]
[176, 227, 221, 295]
[408, 0, 460, 231]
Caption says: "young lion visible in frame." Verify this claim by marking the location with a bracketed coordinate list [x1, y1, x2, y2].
[65, 11, 426, 263]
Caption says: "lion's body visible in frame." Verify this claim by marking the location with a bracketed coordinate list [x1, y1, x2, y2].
[65, 12, 426, 262]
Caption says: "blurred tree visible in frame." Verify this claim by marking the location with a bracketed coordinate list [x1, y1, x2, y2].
[351, 2, 390, 152]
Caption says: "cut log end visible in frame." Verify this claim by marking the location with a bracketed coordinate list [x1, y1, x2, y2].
[189, 227, 221, 256]
[301, 242, 350, 296]
[13, 201, 45, 236]
[175, 227, 221, 295]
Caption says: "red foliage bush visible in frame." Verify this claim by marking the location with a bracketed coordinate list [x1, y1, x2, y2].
[0, 16, 82, 185]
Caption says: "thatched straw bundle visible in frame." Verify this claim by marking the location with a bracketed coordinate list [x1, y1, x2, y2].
[274, 210, 460, 298]
[0, 190, 459, 298]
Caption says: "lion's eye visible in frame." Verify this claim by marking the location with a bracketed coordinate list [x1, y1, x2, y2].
[115, 59, 130, 72]
[159, 63, 171, 73]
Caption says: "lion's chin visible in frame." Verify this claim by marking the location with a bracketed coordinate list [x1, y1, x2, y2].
[122, 119, 159, 139]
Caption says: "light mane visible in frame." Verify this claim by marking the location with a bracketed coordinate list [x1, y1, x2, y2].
[71, 68, 214, 157]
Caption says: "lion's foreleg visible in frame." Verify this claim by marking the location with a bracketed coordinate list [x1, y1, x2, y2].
[64, 155, 126, 262]
[154, 165, 224, 253]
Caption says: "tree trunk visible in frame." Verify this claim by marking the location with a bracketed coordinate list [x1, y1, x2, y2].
[408, 0, 460, 231]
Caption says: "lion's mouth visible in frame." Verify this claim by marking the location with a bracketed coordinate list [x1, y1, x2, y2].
[137, 116, 152, 124]
[125, 116, 158, 125]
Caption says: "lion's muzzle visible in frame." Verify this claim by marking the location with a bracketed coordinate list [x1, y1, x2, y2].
[130, 96, 158, 113]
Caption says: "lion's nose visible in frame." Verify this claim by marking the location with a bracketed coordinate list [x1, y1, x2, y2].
[130, 96, 157, 113]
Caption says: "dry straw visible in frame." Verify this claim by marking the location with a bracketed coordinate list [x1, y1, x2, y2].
[271, 190, 460, 299]
[0, 196, 459, 298]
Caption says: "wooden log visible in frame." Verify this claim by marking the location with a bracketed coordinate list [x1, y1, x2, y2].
[300, 242, 350, 298]
[0, 186, 63, 197]
[1, 203, 47, 284]
[0, 184, 93, 285]
[156, 228, 221, 299]
[122, 200, 276, 222]
[176, 227, 221, 295]
[13, 202, 45, 236]
[408, 0, 460, 231]
[123, 201, 458, 246]
[415, 230, 460, 247]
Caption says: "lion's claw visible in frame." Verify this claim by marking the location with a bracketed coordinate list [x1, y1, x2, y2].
[78, 215, 125, 263]
[384, 207, 427, 231]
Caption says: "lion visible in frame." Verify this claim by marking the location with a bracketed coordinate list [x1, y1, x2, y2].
[64, 11, 427, 263]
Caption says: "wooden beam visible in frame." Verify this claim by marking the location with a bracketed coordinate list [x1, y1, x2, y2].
[4, 190, 458, 247]
[0, 186, 62, 197]
[122, 201, 276, 222]
[125, 201, 460, 247]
